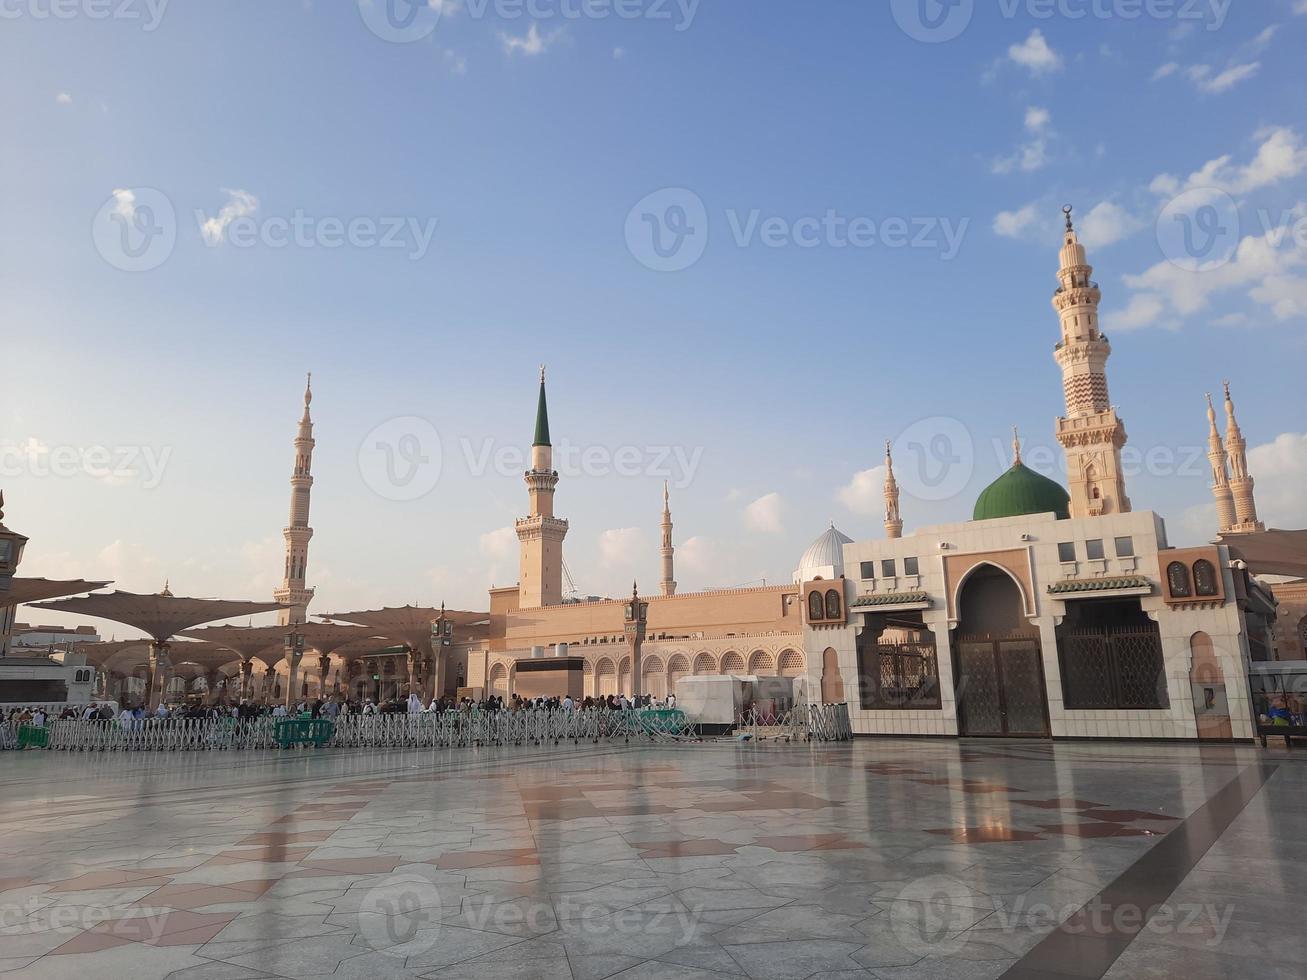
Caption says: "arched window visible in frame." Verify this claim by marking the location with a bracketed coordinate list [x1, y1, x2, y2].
[808, 591, 825, 621]
[748, 650, 775, 674]
[693, 653, 716, 675]
[1298, 616, 1307, 658]
[778, 650, 805, 677]
[1193, 559, 1219, 597]
[825, 588, 842, 620]
[721, 651, 745, 674]
[1167, 561, 1192, 598]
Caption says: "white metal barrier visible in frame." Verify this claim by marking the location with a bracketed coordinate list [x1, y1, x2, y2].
[1, 704, 852, 752]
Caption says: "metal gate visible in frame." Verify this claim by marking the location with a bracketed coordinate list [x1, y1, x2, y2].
[955, 633, 1050, 737]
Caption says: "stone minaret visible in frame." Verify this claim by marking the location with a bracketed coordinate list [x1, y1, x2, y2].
[1052, 206, 1130, 518]
[1223, 382, 1265, 533]
[516, 367, 569, 607]
[883, 441, 903, 539]
[660, 482, 677, 597]
[274, 374, 315, 626]
[1206, 393, 1237, 534]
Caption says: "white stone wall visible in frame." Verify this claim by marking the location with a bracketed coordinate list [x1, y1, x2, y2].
[825, 510, 1258, 740]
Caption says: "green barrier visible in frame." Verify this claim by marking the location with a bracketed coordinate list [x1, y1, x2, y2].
[17, 725, 49, 749]
[273, 718, 335, 749]
[636, 709, 689, 734]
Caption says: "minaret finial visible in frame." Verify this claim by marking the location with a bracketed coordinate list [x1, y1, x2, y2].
[1063, 204, 1074, 232]
[1012, 426, 1023, 466]
[540, 364, 546, 385]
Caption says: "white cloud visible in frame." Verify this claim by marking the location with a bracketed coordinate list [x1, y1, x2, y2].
[444, 49, 467, 74]
[1008, 30, 1062, 75]
[836, 466, 887, 516]
[110, 188, 137, 220]
[1112, 227, 1307, 330]
[1185, 62, 1260, 94]
[1077, 201, 1144, 249]
[479, 525, 516, 559]
[994, 202, 1041, 238]
[1152, 62, 1180, 81]
[1151, 127, 1307, 197]
[1024, 106, 1051, 131]
[612, 46, 625, 60]
[55, 92, 72, 105]
[598, 527, 646, 567]
[1210, 312, 1251, 327]
[1246, 432, 1307, 528]
[743, 493, 784, 534]
[199, 188, 259, 245]
[500, 23, 556, 56]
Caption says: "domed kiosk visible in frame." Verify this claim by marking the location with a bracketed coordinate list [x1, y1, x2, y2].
[794, 524, 854, 583]
[973, 433, 1071, 522]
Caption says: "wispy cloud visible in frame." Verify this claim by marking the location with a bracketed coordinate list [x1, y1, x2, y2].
[199, 188, 259, 245]
[500, 23, 558, 57]
[1007, 29, 1062, 75]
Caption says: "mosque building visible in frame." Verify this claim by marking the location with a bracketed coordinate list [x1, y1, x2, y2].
[7, 207, 1301, 738]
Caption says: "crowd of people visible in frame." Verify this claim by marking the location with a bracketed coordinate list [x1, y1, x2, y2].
[3, 690, 679, 729]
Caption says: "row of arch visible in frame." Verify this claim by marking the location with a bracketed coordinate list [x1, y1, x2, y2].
[487, 649, 806, 699]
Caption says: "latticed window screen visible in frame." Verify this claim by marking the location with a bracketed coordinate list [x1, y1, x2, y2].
[1167, 562, 1192, 597]
[1058, 627, 1168, 709]
[859, 642, 941, 710]
[1193, 559, 1219, 596]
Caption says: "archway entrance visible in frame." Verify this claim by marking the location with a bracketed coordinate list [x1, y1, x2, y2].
[953, 565, 1049, 737]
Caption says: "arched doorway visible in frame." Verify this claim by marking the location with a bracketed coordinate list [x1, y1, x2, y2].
[642, 656, 667, 700]
[953, 564, 1049, 737]
[618, 657, 631, 697]
[668, 654, 690, 694]
[596, 658, 617, 697]
[1189, 631, 1232, 740]
[488, 662, 509, 699]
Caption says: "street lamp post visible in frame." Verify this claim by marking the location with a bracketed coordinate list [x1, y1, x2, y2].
[429, 609, 453, 702]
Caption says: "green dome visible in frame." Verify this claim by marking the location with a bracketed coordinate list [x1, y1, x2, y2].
[973, 462, 1071, 522]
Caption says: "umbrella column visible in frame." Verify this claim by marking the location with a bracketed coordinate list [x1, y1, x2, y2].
[284, 629, 305, 708]
[146, 640, 172, 710]
[240, 659, 254, 700]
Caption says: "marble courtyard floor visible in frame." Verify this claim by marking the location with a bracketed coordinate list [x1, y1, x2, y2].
[0, 739, 1303, 980]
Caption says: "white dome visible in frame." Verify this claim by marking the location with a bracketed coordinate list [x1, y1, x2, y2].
[795, 524, 854, 583]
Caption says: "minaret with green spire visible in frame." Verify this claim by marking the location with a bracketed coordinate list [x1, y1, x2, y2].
[516, 366, 569, 607]
[533, 365, 551, 448]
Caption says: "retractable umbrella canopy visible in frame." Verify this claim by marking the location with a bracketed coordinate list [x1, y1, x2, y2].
[1219, 529, 1307, 579]
[31, 591, 287, 644]
[2, 578, 110, 608]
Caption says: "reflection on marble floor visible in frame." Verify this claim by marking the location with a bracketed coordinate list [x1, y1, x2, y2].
[0, 739, 1302, 980]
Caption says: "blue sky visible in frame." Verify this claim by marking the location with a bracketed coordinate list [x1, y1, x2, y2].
[3, 0, 1306, 632]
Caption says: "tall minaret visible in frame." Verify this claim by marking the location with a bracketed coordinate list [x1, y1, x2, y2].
[1222, 381, 1264, 533]
[660, 482, 677, 597]
[274, 374, 315, 626]
[883, 441, 903, 540]
[1052, 206, 1130, 518]
[516, 367, 569, 607]
[1205, 394, 1237, 534]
